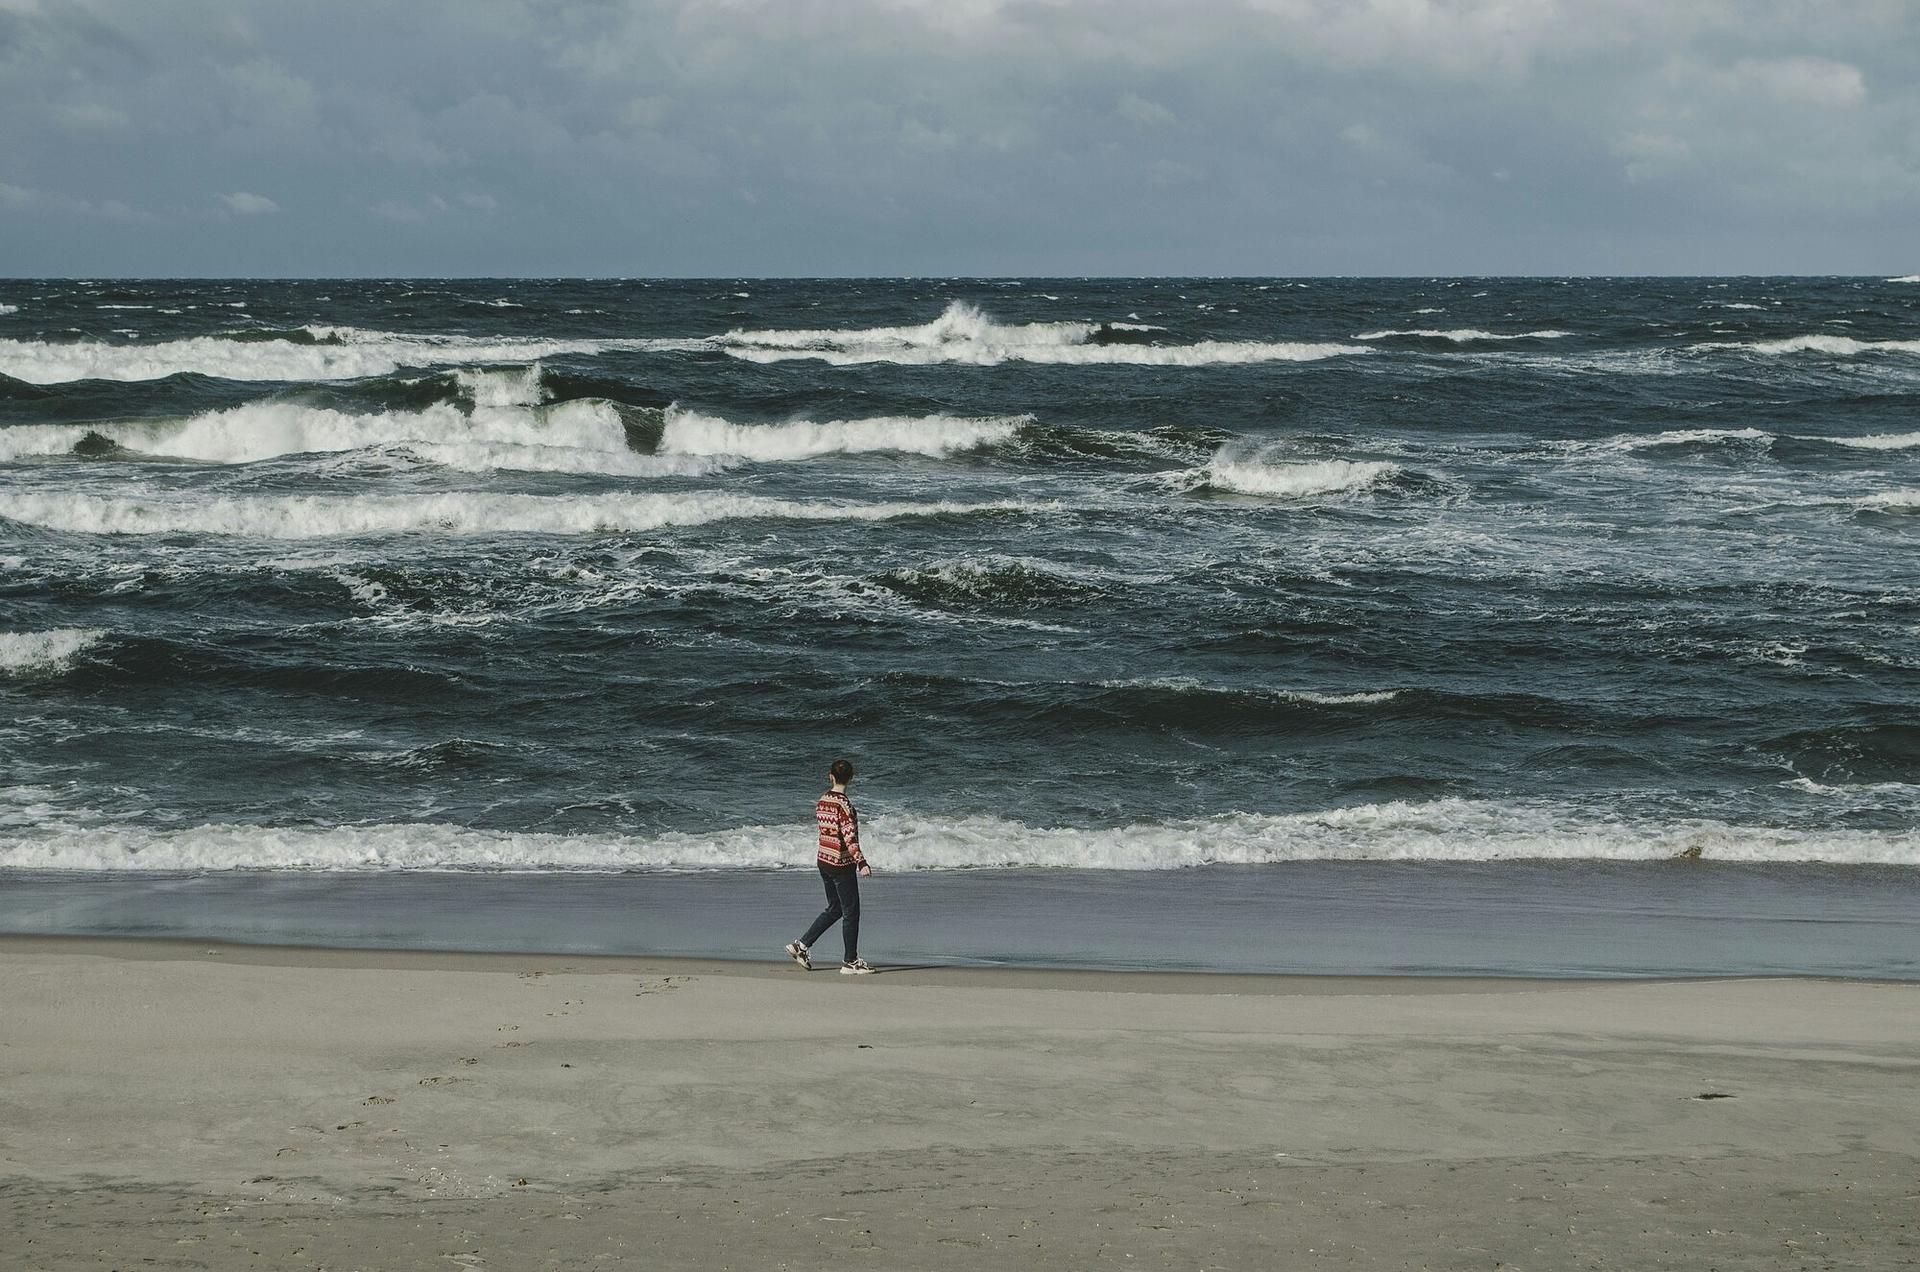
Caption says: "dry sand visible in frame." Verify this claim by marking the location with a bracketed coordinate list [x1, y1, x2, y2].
[3, 937, 1916, 1270]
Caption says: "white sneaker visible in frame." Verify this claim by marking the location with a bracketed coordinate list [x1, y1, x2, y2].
[784, 942, 812, 970]
[840, 959, 875, 975]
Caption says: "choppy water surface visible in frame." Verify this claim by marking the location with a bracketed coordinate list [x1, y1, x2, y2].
[2, 277, 1917, 878]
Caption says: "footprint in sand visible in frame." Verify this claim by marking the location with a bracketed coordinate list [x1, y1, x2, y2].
[418, 1075, 471, 1086]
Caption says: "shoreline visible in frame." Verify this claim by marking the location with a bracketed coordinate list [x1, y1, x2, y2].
[7, 934, 1918, 1267]
[7, 860, 1917, 981]
[6, 931, 1910, 989]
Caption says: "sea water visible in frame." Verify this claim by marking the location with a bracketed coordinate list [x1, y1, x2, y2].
[2, 278, 1916, 974]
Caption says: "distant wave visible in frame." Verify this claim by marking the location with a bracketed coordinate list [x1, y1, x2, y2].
[1822, 430, 1920, 451]
[0, 490, 1042, 539]
[1570, 426, 1920, 455]
[1698, 334, 1920, 357]
[1353, 328, 1571, 342]
[0, 628, 106, 677]
[716, 301, 1369, 367]
[1098, 676, 1399, 707]
[1203, 457, 1400, 498]
[3, 799, 1914, 870]
[0, 374, 1023, 472]
[658, 409, 1027, 460]
[1887, 275, 1920, 284]
[0, 328, 693, 384]
[1854, 489, 1920, 513]
[0, 303, 18, 316]
[0, 393, 707, 478]
[1579, 427, 1771, 453]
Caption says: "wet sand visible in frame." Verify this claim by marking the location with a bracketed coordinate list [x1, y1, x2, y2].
[4, 937, 1917, 1269]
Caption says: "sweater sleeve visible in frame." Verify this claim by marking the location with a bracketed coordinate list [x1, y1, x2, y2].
[841, 804, 867, 868]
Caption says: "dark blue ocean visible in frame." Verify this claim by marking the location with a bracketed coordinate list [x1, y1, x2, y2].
[3, 278, 1916, 974]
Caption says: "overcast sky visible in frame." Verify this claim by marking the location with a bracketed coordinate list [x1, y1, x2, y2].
[2, 0, 1917, 276]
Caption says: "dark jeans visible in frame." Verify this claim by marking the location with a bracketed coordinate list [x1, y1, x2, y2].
[799, 863, 860, 962]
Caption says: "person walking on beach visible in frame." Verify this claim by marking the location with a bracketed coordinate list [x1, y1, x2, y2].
[785, 759, 874, 975]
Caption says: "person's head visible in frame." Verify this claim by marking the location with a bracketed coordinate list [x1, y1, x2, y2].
[828, 758, 855, 789]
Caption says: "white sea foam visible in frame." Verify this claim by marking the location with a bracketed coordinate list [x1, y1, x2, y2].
[1280, 689, 1399, 705]
[0, 329, 692, 384]
[0, 490, 1039, 539]
[1098, 676, 1398, 706]
[1582, 427, 1771, 453]
[1886, 275, 1920, 283]
[0, 397, 1030, 473]
[1819, 430, 1920, 450]
[2, 800, 1913, 871]
[717, 301, 1368, 367]
[1205, 458, 1399, 498]
[1565, 425, 1920, 456]
[658, 409, 1026, 460]
[1785, 778, 1920, 798]
[0, 628, 106, 676]
[1854, 489, 1920, 512]
[1354, 328, 1571, 341]
[453, 364, 544, 407]
[0, 303, 18, 316]
[0, 394, 689, 476]
[1702, 334, 1920, 357]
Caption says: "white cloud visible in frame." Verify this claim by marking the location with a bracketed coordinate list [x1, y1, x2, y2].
[1116, 92, 1174, 127]
[0, 180, 147, 220]
[49, 102, 130, 133]
[1611, 132, 1691, 183]
[219, 190, 279, 215]
[1723, 56, 1867, 109]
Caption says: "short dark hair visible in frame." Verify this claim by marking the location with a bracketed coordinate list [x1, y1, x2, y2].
[829, 758, 855, 786]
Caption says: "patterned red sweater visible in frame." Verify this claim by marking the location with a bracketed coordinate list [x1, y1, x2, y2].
[815, 790, 867, 869]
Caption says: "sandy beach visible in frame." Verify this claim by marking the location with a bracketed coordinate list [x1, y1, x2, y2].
[4, 938, 1916, 1270]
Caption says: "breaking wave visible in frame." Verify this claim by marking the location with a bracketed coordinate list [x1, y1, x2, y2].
[1700, 334, 1920, 357]
[0, 328, 692, 385]
[0, 490, 1042, 539]
[1821, 431, 1920, 451]
[657, 409, 1027, 460]
[1854, 489, 1920, 513]
[0, 628, 106, 677]
[3, 799, 1914, 871]
[1579, 427, 1772, 453]
[1203, 457, 1401, 498]
[0, 376, 1023, 473]
[1571, 426, 1920, 456]
[0, 395, 685, 473]
[716, 301, 1369, 367]
[1354, 328, 1572, 341]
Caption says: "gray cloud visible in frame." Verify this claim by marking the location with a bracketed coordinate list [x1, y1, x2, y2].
[219, 191, 279, 216]
[1, 0, 1916, 275]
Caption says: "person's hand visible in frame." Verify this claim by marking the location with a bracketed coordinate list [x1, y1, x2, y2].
[858, 865, 873, 878]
